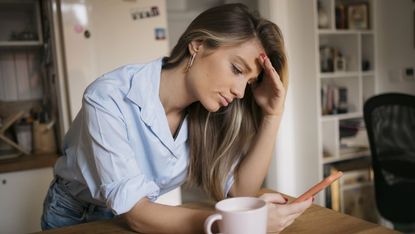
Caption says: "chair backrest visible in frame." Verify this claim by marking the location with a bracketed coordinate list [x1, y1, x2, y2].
[363, 93, 415, 223]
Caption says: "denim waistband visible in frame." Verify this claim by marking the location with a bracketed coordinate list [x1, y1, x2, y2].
[54, 175, 107, 208]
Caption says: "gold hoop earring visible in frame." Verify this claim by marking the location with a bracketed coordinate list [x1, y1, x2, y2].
[185, 52, 197, 72]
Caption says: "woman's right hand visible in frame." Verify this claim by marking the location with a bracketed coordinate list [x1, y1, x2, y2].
[259, 193, 313, 233]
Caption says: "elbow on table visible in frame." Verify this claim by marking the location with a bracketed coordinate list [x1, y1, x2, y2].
[123, 210, 145, 233]
[122, 199, 152, 233]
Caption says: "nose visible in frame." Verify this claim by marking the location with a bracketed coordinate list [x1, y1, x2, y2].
[231, 79, 247, 99]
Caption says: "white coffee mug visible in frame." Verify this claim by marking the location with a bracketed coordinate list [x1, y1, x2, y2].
[204, 197, 267, 234]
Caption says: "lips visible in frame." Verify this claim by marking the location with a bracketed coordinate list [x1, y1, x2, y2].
[219, 94, 232, 106]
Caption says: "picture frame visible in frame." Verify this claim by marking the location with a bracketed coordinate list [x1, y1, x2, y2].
[334, 56, 346, 72]
[347, 3, 369, 30]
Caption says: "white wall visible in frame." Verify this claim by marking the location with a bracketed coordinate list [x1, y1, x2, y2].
[376, 0, 415, 95]
[261, 0, 320, 199]
[166, 0, 257, 49]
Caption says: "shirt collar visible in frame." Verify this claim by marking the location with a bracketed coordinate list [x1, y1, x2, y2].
[126, 58, 188, 157]
[126, 57, 163, 113]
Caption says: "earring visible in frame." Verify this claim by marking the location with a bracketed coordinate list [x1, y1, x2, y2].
[185, 52, 197, 72]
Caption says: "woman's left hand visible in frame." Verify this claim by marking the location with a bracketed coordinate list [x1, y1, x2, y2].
[251, 54, 286, 117]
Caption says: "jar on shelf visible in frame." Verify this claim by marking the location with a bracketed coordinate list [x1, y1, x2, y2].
[318, 0, 330, 29]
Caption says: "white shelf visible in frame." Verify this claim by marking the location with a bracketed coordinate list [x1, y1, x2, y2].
[323, 151, 370, 164]
[0, 41, 43, 47]
[319, 29, 373, 35]
[362, 71, 374, 76]
[320, 72, 359, 78]
[321, 112, 362, 121]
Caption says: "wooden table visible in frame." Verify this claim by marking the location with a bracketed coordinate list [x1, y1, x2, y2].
[34, 189, 399, 234]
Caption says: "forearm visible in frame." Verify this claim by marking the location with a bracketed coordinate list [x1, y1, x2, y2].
[124, 198, 214, 234]
[232, 115, 282, 196]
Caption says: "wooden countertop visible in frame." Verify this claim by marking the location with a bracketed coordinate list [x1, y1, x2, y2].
[34, 189, 399, 234]
[0, 153, 58, 173]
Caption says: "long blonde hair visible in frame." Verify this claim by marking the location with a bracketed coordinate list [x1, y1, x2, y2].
[163, 4, 288, 201]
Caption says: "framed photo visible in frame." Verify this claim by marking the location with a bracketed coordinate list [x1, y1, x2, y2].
[334, 56, 346, 72]
[347, 3, 369, 30]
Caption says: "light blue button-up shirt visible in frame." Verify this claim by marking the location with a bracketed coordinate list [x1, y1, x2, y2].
[54, 58, 234, 215]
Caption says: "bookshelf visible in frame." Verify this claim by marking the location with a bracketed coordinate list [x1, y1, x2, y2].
[316, 0, 376, 164]
[314, 0, 378, 211]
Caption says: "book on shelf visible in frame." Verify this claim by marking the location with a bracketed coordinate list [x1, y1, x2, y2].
[324, 158, 378, 223]
[321, 84, 348, 115]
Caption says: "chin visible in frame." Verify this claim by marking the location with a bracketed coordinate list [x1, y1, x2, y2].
[200, 101, 221, 112]
[206, 105, 221, 113]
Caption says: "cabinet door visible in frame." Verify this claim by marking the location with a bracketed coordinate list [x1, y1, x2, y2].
[0, 168, 53, 234]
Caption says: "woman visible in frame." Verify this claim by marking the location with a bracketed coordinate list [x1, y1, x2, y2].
[41, 3, 312, 233]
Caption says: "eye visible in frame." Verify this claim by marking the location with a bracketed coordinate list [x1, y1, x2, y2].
[231, 64, 243, 75]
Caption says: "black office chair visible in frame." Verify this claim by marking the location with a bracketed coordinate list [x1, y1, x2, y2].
[364, 93, 415, 232]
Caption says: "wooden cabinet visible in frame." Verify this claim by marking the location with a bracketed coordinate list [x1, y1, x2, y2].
[0, 167, 53, 233]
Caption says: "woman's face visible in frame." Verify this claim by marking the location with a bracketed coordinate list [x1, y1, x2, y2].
[187, 39, 264, 112]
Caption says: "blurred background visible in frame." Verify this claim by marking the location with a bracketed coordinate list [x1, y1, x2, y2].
[0, 0, 414, 233]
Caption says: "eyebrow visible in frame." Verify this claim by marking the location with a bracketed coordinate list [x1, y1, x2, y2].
[234, 55, 252, 73]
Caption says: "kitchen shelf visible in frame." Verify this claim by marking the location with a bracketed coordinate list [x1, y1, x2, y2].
[0, 41, 43, 47]
[0, 153, 58, 174]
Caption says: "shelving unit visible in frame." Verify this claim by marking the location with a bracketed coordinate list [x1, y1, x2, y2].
[0, 0, 44, 102]
[314, 0, 378, 210]
[0, 0, 43, 45]
[0, 1, 60, 232]
[0, 41, 43, 47]
[316, 0, 376, 163]
[0, 0, 45, 161]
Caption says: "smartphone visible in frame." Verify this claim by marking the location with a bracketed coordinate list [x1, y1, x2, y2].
[291, 171, 343, 203]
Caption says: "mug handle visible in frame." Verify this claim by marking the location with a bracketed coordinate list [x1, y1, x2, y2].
[204, 213, 222, 234]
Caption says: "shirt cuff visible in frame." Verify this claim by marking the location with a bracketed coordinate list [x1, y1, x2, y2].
[100, 175, 160, 215]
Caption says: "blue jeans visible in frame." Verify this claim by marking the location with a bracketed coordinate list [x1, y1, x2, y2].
[41, 177, 115, 230]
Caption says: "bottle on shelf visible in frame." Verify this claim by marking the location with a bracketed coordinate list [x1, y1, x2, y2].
[317, 0, 330, 29]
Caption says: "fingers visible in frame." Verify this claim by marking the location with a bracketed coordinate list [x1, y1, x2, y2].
[277, 197, 313, 216]
[259, 54, 280, 80]
[260, 193, 288, 205]
[266, 197, 312, 233]
[258, 54, 284, 92]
